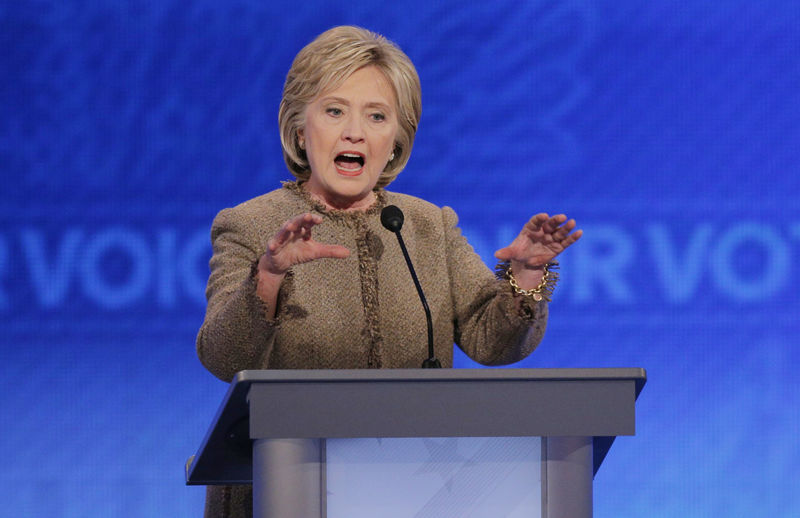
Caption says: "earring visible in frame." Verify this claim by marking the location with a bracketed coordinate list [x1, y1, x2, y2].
[298, 139, 305, 150]
[389, 152, 395, 161]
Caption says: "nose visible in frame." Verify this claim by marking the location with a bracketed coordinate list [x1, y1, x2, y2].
[341, 114, 365, 143]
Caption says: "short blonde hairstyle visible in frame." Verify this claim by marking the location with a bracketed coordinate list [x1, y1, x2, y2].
[279, 26, 422, 188]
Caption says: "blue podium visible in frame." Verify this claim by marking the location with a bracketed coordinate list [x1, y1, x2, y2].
[187, 368, 646, 517]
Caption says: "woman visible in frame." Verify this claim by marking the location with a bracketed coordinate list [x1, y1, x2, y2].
[197, 25, 581, 518]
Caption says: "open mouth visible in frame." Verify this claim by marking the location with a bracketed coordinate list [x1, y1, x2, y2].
[334, 153, 365, 174]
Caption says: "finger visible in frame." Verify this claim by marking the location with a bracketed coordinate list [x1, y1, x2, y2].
[297, 212, 322, 228]
[296, 213, 321, 241]
[274, 219, 299, 247]
[560, 228, 583, 249]
[292, 213, 319, 231]
[526, 213, 549, 231]
[552, 219, 577, 240]
[312, 243, 351, 260]
[494, 246, 513, 260]
[275, 213, 320, 246]
[273, 221, 296, 247]
[542, 214, 567, 233]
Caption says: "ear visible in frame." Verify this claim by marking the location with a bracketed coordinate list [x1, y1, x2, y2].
[297, 128, 305, 149]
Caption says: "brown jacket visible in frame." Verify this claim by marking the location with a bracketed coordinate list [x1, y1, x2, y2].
[196, 182, 548, 517]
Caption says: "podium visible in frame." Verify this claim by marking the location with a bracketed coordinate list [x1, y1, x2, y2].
[187, 368, 646, 517]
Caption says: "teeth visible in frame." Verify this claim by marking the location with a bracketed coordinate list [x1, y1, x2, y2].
[341, 153, 361, 158]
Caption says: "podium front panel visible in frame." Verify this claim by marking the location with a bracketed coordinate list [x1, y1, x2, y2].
[326, 437, 542, 518]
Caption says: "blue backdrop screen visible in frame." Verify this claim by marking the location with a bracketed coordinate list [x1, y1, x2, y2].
[2, 1, 799, 516]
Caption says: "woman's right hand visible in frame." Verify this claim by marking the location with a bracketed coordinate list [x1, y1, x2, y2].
[258, 213, 350, 276]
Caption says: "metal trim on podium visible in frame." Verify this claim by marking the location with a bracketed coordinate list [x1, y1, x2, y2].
[187, 368, 646, 517]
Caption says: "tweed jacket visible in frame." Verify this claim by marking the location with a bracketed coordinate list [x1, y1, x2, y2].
[196, 181, 548, 517]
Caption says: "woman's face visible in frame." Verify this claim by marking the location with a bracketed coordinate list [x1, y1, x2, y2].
[299, 66, 399, 210]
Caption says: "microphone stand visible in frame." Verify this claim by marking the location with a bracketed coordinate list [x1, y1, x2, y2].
[392, 230, 441, 368]
[381, 205, 441, 368]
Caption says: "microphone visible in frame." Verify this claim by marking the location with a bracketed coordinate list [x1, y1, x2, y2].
[381, 205, 441, 368]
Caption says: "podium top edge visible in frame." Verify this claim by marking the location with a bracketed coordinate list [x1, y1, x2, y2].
[234, 367, 647, 385]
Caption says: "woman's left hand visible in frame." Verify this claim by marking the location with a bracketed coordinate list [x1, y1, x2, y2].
[494, 213, 582, 290]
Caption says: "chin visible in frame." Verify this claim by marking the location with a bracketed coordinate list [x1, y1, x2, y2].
[333, 174, 374, 194]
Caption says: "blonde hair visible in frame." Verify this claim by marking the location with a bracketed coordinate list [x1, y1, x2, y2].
[279, 26, 422, 187]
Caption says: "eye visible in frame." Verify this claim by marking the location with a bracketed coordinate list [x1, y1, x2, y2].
[326, 107, 343, 117]
[370, 112, 386, 122]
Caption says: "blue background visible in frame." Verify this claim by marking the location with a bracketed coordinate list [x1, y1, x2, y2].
[2, 1, 799, 516]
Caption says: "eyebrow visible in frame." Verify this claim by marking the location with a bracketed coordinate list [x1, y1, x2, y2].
[320, 96, 393, 111]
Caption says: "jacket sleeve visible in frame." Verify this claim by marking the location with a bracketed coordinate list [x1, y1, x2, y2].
[442, 206, 548, 365]
[195, 208, 278, 381]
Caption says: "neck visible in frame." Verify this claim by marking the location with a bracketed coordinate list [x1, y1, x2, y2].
[304, 186, 376, 212]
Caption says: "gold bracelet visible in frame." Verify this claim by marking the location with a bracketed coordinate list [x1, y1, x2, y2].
[503, 261, 559, 302]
